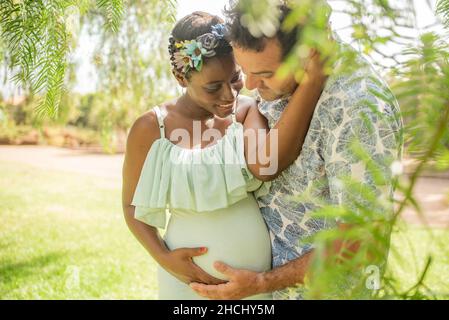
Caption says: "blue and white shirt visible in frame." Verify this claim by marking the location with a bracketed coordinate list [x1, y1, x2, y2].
[256, 54, 403, 300]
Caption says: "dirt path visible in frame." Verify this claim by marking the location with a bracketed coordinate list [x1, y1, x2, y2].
[1, 145, 448, 228]
[401, 177, 449, 228]
[0, 145, 123, 181]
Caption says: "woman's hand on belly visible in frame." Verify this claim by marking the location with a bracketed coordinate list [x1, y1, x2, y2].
[160, 247, 227, 285]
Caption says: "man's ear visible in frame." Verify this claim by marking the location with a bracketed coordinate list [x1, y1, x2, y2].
[172, 70, 188, 88]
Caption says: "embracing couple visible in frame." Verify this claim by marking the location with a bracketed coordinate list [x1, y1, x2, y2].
[122, 1, 403, 300]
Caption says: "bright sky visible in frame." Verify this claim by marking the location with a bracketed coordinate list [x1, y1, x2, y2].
[176, 0, 440, 41]
[176, 0, 227, 19]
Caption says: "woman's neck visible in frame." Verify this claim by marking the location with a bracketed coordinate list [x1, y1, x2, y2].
[176, 94, 214, 122]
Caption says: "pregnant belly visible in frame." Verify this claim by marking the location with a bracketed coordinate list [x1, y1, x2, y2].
[164, 195, 272, 281]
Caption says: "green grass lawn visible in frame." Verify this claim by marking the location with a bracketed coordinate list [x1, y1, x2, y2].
[0, 160, 448, 299]
[0, 161, 158, 299]
[386, 224, 449, 298]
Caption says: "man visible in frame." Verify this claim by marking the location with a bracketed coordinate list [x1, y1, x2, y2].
[191, 1, 403, 300]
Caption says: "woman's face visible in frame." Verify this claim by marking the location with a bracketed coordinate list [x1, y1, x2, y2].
[184, 54, 244, 118]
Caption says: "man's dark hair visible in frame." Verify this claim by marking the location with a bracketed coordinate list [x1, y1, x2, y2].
[224, 2, 301, 58]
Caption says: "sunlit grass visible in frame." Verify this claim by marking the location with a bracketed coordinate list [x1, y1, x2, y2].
[0, 161, 158, 299]
[386, 223, 449, 298]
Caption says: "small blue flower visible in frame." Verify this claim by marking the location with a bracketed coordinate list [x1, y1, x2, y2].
[184, 40, 208, 71]
[211, 24, 227, 39]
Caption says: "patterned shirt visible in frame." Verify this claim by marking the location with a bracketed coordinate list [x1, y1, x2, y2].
[256, 53, 403, 300]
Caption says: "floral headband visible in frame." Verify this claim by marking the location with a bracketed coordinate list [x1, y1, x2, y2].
[168, 24, 229, 75]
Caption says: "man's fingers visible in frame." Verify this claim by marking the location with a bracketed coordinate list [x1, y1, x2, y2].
[213, 261, 235, 277]
[190, 283, 211, 298]
[204, 276, 227, 285]
[190, 283, 209, 298]
[190, 283, 222, 299]
[193, 266, 226, 285]
[190, 282, 205, 292]
[198, 270, 226, 285]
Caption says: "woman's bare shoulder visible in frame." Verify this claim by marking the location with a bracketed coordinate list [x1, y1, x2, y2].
[126, 109, 162, 154]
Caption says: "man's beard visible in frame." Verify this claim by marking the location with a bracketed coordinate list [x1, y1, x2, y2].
[258, 89, 292, 102]
[258, 81, 298, 101]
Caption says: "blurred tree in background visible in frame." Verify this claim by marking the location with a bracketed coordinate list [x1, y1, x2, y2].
[0, 0, 177, 151]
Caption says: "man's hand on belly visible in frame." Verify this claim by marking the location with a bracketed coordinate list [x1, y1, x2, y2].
[190, 261, 264, 300]
[191, 251, 315, 299]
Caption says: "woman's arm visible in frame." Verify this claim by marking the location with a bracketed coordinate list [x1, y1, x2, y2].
[122, 111, 224, 285]
[122, 113, 169, 258]
[243, 52, 327, 181]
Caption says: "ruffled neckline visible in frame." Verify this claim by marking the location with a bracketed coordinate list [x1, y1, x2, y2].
[152, 121, 242, 153]
[131, 119, 270, 229]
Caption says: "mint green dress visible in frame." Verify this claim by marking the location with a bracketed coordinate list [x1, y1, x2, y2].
[131, 106, 272, 300]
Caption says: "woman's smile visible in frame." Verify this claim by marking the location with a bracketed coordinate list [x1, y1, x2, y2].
[215, 102, 235, 112]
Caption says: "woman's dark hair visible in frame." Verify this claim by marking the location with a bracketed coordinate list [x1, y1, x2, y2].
[224, 3, 301, 59]
[168, 12, 233, 78]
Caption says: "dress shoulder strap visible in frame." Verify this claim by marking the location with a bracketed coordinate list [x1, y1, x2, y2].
[153, 106, 166, 139]
[231, 108, 237, 124]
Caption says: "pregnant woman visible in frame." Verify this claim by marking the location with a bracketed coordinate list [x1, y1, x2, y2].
[122, 12, 325, 299]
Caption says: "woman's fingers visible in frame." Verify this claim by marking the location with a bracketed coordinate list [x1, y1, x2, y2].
[192, 265, 227, 285]
[177, 246, 208, 258]
[170, 247, 227, 285]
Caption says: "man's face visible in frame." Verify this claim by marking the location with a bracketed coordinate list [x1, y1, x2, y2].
[233, 38, 297, 101]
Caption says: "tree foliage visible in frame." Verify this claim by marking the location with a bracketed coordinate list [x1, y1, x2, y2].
[0, 0, 176, 121]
